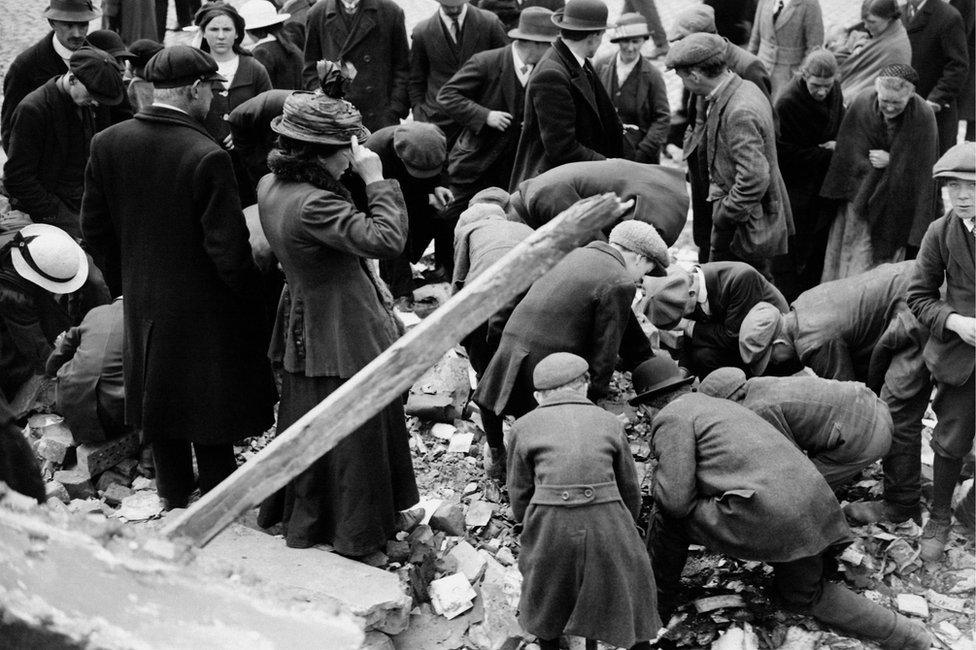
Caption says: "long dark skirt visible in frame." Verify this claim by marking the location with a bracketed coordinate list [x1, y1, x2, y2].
[257, 372, 419, 555]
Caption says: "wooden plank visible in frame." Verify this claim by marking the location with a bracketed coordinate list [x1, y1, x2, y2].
[162, 193, 631, 546]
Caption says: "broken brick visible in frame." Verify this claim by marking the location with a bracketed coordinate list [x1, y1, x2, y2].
[76, 432, 140, 477]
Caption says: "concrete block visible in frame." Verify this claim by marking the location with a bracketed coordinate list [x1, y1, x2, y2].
[429, 502, 464, 536]
[200, 523, 412, 635]
[52, 469, 94, 500]
[428, 573, 476, 620]
[76, 432, 140, 477]
[448, 540, 486, 583]
[44, 481, 70, 504]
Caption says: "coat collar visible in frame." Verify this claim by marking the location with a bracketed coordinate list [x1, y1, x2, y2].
[947, 211, 976, 281]
[136, 105, 216, 141]
[536, 394, 594, 407]
[500, 44, 521, 113]
[906, 0, 935, 32]
[705, 73, 744, 163]
[552, 39, 600, 118]
[227, 55, 257, 91]
[586, 240, 626, 266]
[324, 0, 379, 54]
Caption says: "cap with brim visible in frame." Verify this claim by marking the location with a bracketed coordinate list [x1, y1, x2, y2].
[508, 6, 559, 42]
[144, 45, 228, 89]
[533, 352, 589, 390]
[669, 5, 716, 41]
[608, 219, 670, 277]
[69, 46, 125, 106]
[44, 0, 100, 22]
[128, 39, 165, 69]
[738, 301, 783, 376]
[664, 31, 726, 69]
[611, 13, 650, 42]
[240, 0, 290, 30]
[933, 141, 976, 181]
[85, 30, 136, 60]
[628, 356, 695, 405]
[551, 0, 611, 31]
[698, 367, 747, 400]
[394, 122, 447, 179]
[644, 269, 692, 330]
[270, 91, 371, 145]
[10, 224, 88, 294]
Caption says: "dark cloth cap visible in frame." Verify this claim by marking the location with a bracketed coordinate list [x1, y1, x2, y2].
[533, 352, 589, 390]
[878, 63, 919, 87]
[44, 0, 100, 21]
[933, 141, 976, 181]
[551, 0, 610, 31]
[698, 367, 747, 400]
[628, 356, 694, 405]
[664, 31, 726, 69]
[86, 29, 135, 60]
[128, 39, 165, 70]
[144, 45, 227, 88]
[393, 122, 447, 179]
[69, 46, 125, 105]
[270, 91, 370, 145]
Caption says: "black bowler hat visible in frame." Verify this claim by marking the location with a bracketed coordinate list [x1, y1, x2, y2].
[628, 356, 694, 405]
[144, 45, 227, 89]
[551, 0, 611, 31]
[69, 46, 125, 105]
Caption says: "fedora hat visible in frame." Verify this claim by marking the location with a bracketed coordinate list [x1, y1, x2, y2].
[628, 356, 694, 405]
[44, 0, 100, 22]
[10, 224, 88, 294]
[551, 0, 611, 31]
[239, 0, 289, 30]
[509, 7, 559, 42]
[611, 12, 650, 42]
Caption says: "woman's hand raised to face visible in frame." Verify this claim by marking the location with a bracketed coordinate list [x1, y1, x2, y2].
[350, 135, 383, 185]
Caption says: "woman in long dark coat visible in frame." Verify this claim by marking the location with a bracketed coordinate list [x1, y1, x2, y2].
[771, 49, 845, 300]
[255, 84, 418, 557]
[820, 64, 938, 280]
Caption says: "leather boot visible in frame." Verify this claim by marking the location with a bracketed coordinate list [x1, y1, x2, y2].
[487, 446, 507, 483]
[843, 500, 921, 525]
[808, 582, 931, 649]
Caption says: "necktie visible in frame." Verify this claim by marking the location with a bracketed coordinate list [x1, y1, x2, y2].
[520, 64, 530, 75]
[451, 16, 461, 43]
[773, 0, 784, 21]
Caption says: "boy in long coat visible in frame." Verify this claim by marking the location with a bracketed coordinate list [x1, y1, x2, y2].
[632, 359, 930, 649]
[508, 353, 659, 650]
[699, 367, 892, 489]
[81, 47, 277, 508]
[908, 142, 976, 561]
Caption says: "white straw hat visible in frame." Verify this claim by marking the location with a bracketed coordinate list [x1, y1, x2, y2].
[239, 0, 289, 30]
[10, 224, 88, 294]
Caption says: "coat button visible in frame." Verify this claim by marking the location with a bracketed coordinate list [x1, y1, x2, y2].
[364, 54, 372, 63]
[561, 491, 570, 500]
[583, 488, 593, 498]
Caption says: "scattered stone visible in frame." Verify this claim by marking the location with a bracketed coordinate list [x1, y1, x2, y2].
[895, 593, 929, 618]
[428, 573, 476, 619]
[44, 481, 69, 504]
[406, 353, 471, 423]
[839, 545, 865, 566]
[386, 540, 411, 564]
[693, 594, 746, 614]
[36, 436, 70, 464]
[447, 432, 474, 454]
[495, 546, 515, 567]
[113, 458, 140, 480]
[131, 476, 155, 491]
[448, 540, 486, 582]
[465, 500, 493, 528]
[69, 498, 105, 514]
[45, 497, 69, 513]
[429, 502, 465, 536]
[96, 469, 132, 493]
[885, 538, 919, 572]
[404, 394, 458, 423]
[102, 483, 133, 508]
[142, 538, 179, 561]
[431, 423, 456, 441]
[76, 432, 140, 477]
[925, 589, 965, 613]
[52, 469, 94, 500]
[114, 491, 163, 522]
[361, 630, 394, 650]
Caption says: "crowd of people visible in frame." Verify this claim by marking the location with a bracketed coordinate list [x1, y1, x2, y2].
[0, 0, 973, 648]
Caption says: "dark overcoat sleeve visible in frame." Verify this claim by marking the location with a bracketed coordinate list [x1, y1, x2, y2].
[408, 25, 430, 114]
[3, 101, 66, 223]
[437, 52, 491, 132]
[587, 281, 636, 400]
[907, 219, 954, 338]
[44, 324, 81, 377]
[389, 6, 411, 119]
[486, 14, 508, 48]
[300, 179, 409, 259]
[691, 269, 766, 353]
[928, 8, 971, 107]
[81, 137, 122, 297]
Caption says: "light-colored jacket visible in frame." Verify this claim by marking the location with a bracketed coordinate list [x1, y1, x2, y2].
[749, 0, 824, 96]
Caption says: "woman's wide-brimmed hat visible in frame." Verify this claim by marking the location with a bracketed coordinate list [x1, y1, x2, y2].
[239, 0, 289, 30]
[551, 0, 611, 31]
[270, 91, 371, 146]
[44, 0, 100, 22]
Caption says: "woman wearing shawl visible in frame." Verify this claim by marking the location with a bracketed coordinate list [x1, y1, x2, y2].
[827, 0, 911, 104]
[255, 71, 419, 558]
[772, 49, 845, 300]
[819, 64, 938, 281]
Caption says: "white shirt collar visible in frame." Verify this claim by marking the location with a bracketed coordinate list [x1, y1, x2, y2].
[705, 70, 734, 103]
[152, 102, 189, 115]
[693, 266, 710, 315]
[567, 46, 587, 69]
[615, 53, 640, 87]
[512, 45, 532, 87]
[963, 216, 975, 233]
[51, 34, 74, 65]
[440, 4, 467, 33]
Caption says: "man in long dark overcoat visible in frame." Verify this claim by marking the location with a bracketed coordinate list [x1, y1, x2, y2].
[642, 261, 788, 378]
[738, 262, 931, 526]
[508, 0, 624, 188]
[301, 0, 410, 131]
[631, 360, 930, 650]
[81, 46, 277, 508]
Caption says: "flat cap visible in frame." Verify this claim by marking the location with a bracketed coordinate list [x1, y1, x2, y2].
[738, 302, 783, 375]
[533, 353, 589, 390]
[608, 220, 669, 276]
[128, 39, 165, 70]
[469, 186, 511, 210]
[86, 29, 135, 60]
[664, 32, 726, 69]
[933, 141, 976, 181]
[69, 47, 125, 106]
[394, 122, 447, 179]
[456, 203, 506, 230]
[644, 267, 693, 330]
[670, 5, 716, 41]
[698, 367, 747, 400]
[144, 45, 226, 89]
